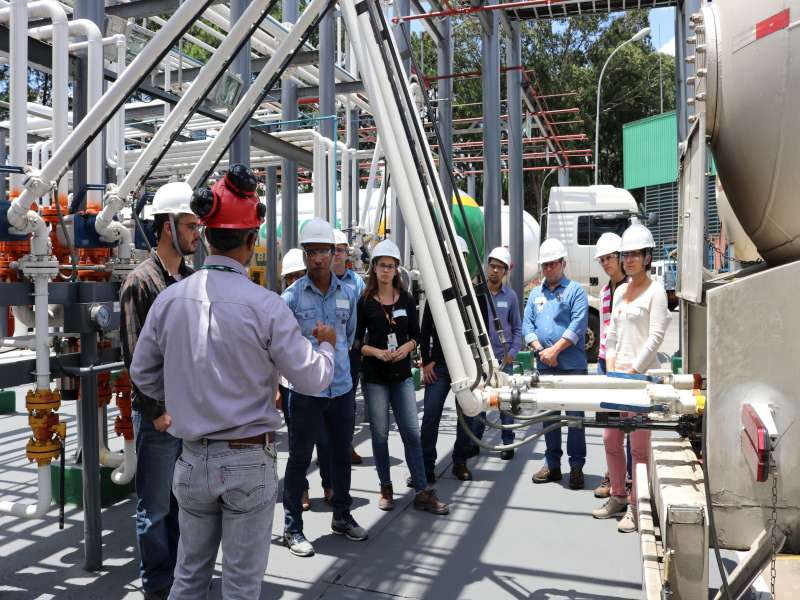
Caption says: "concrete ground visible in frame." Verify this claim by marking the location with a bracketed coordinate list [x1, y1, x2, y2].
[0, 318, 776, 599]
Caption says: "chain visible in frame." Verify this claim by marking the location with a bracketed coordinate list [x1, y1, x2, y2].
[769, 458, 779, 597]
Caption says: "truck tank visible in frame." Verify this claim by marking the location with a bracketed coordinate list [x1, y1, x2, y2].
[703, 0, 800, 264]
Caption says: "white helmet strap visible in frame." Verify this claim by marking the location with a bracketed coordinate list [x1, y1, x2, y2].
[168, 213, 182, 256]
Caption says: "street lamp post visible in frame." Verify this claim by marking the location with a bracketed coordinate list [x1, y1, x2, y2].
[594, 27, 651, 185]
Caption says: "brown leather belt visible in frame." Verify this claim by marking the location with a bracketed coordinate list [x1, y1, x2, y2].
[209, 432, 275, 448]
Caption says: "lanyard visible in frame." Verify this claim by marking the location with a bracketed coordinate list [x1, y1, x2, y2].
[200, 264, 242, 275]
[376, 296, 396, 328]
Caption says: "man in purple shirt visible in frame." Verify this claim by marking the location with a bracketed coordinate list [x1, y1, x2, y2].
[131, 166, 336, 599]
[475, 247, 523, 459]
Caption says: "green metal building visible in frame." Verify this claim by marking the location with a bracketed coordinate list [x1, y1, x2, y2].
[623, 111, 719, 259]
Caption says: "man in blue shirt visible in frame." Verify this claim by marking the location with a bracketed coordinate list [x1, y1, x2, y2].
[282, 219, 366, 558]
[475, 247, 522, 460]
[523, 238, 589, 490]
[333, 229, 367, 465]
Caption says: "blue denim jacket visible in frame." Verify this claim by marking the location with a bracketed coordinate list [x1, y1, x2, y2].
[487, 285, 523, 361]
[522, 276, 588, 371]
[282, 273, 357, 398]
[338, 269, 366, 301]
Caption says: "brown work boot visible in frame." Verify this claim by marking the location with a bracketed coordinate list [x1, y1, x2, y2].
[532, 465, 561, 484]
[451, 463, 472, 481]
[414, 489, 450, 515]
[378, 484, 394, 511]
[323, 487, 333, 504]
[569, 467, 585, 490]
[594, 472, 611, 498]
[351, 447, 363, 465]
[301, 488, 311, 511]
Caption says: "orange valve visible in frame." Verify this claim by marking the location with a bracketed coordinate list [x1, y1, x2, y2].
[113, 370, 134, 441]
[25, 389, 62, 412]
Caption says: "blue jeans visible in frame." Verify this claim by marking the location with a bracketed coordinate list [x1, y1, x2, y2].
[596, 359, 632, 477]
[420, 365, 476, 471]
[134, 411, 182, 593]
[169, 438, 278, 600]
[473, 363, 515, 445]
[280, 386, 330, 490]
[363, 378, 428, 492]
[539, 367, 587, 470]
[283, 391, 355, 534]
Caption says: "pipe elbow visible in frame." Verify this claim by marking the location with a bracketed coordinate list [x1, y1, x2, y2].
[455, 388, 485, 418]
[111, 440, 136, 485]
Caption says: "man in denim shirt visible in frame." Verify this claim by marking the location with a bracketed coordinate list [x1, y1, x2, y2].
[281, 218, 366, 558]
[523, 238, 589, 490]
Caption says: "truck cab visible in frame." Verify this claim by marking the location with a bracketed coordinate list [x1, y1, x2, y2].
[545, 185, 640, 362]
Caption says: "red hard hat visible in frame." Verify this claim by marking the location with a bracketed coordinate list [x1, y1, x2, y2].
[191, 164, 266, 229]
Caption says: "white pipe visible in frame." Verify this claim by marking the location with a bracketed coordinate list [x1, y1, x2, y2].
[185, 0, 328, 189]
[9, 0, 214, 220]
[342, 1, 481, 414]
[111, 439, 136, 485]
[0, 465, 52, 518]
[105, 35, 127, 182]
[32, 142, 43, 172]
[98, 411, 124, 468]
[361, 138, 382, 228]
[33, 274, 50, 389]
[7, 0, 27, 198]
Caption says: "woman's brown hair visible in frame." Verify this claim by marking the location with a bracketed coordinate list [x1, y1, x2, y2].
[362, 256, 402, 301]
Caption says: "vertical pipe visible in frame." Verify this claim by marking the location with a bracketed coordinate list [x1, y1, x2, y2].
[281, 0, 299, 250]
[319, 8, 335, 223]
[558, 167, 569, 186]
[79, 331, 102, 571]
[9, 0, 27, 197]
[266, 166, 279, 291]
[482, 4, 501, 255]
[230, 0, 251, 167]
[467, 174, 476, 198]
[507, 22, 524, 315]
[392, 0, 410, 259]
[346, 108, 359, 230]
[437, 17, 453, 208]
[0, 128, 6, 202]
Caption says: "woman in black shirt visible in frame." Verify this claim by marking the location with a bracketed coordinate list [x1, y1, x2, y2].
[355, 240, 448, 515]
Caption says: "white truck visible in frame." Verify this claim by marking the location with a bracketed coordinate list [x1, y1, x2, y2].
[544, 184, 648, 362]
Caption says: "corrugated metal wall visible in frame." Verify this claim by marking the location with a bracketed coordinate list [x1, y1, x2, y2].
[623, 111, 678, 189]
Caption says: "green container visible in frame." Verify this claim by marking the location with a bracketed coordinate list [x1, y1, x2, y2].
[51, 463, 135, 508]
[671, 355, 683, 375]
[412, 367, 422, 391]
[516, 351, 533, 372]
[0, 390, 15, 414]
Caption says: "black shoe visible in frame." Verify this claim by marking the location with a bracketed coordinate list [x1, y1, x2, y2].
[500, 449, 515, 461]
[452, 463, 473, 481]
[143, 587, 170, 600]
[569, 467, 585, 490]
[532, 465, 562, 484]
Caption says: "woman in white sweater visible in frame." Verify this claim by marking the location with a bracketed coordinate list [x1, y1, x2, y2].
[591, 224, 670, 533]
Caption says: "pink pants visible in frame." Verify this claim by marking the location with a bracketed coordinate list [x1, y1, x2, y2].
[603, 412, 650, 507]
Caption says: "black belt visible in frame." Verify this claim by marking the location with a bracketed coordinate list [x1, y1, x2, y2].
[207, 431, 275, 448]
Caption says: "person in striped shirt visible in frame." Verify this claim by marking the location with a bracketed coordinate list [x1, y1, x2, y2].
[591, 233, 631, 500]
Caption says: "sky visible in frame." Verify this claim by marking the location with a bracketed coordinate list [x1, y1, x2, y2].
[649, 7, 676, 56]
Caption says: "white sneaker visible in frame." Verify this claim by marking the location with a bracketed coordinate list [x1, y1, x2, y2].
[283, 531, 315, 557]
[592, 496, 627, 519]
[618, 505, 638, 533]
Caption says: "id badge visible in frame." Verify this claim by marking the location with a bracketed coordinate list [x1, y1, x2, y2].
[387, 332, 399, 352]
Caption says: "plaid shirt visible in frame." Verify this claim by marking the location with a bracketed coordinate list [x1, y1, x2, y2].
[120, 250, 193, 420]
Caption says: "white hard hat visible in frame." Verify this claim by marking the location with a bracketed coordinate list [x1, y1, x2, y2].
[151, 181, 194, 216]
[299, 218, 335, 245]
[456, 235, 469, 255]
[333, 229, 349, 246]
[538, 237, 567, 264]
[281, 248, 306, 277]
[488, 246, 511, 268]
[372, 239, 401, 262]
[619, 223, 655, 252]
[594, 232, 622, 259]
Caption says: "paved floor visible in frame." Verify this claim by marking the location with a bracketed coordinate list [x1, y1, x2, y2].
[0, 317, 762, 599]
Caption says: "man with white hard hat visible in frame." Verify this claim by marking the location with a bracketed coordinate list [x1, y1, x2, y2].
[474, 246, 523, 460]
[332, 229, 367, 465]
[281, 218, 365, 558]
[130, 165, 337, 598]
[120, 180, 200, 600]
[522, 237, 589, 490]
[281, 248, 306, 288]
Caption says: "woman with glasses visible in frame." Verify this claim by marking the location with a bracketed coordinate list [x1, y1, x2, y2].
[592, 224, 670, 533]
[355, 239, 449, 515]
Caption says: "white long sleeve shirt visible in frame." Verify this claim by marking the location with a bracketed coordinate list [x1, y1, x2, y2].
[604, 280, 671, 374]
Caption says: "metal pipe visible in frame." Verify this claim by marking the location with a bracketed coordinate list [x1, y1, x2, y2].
[230, 0, 252, 167]
[483, 0, 502, 253]
[97, 411, 124, 469]
[7, 0, 26, 199]
[185, 0, 329, 188]
[437, 16, 453, 210]
[79, 331, 102, 570]
[8, 0, 215, 220]
[508, 20, 524, 315]
[0, 465, 52, 518]
[33, 275, 50, 389]
[266, 166, 279, 290]
[394, 0, 566, 23]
